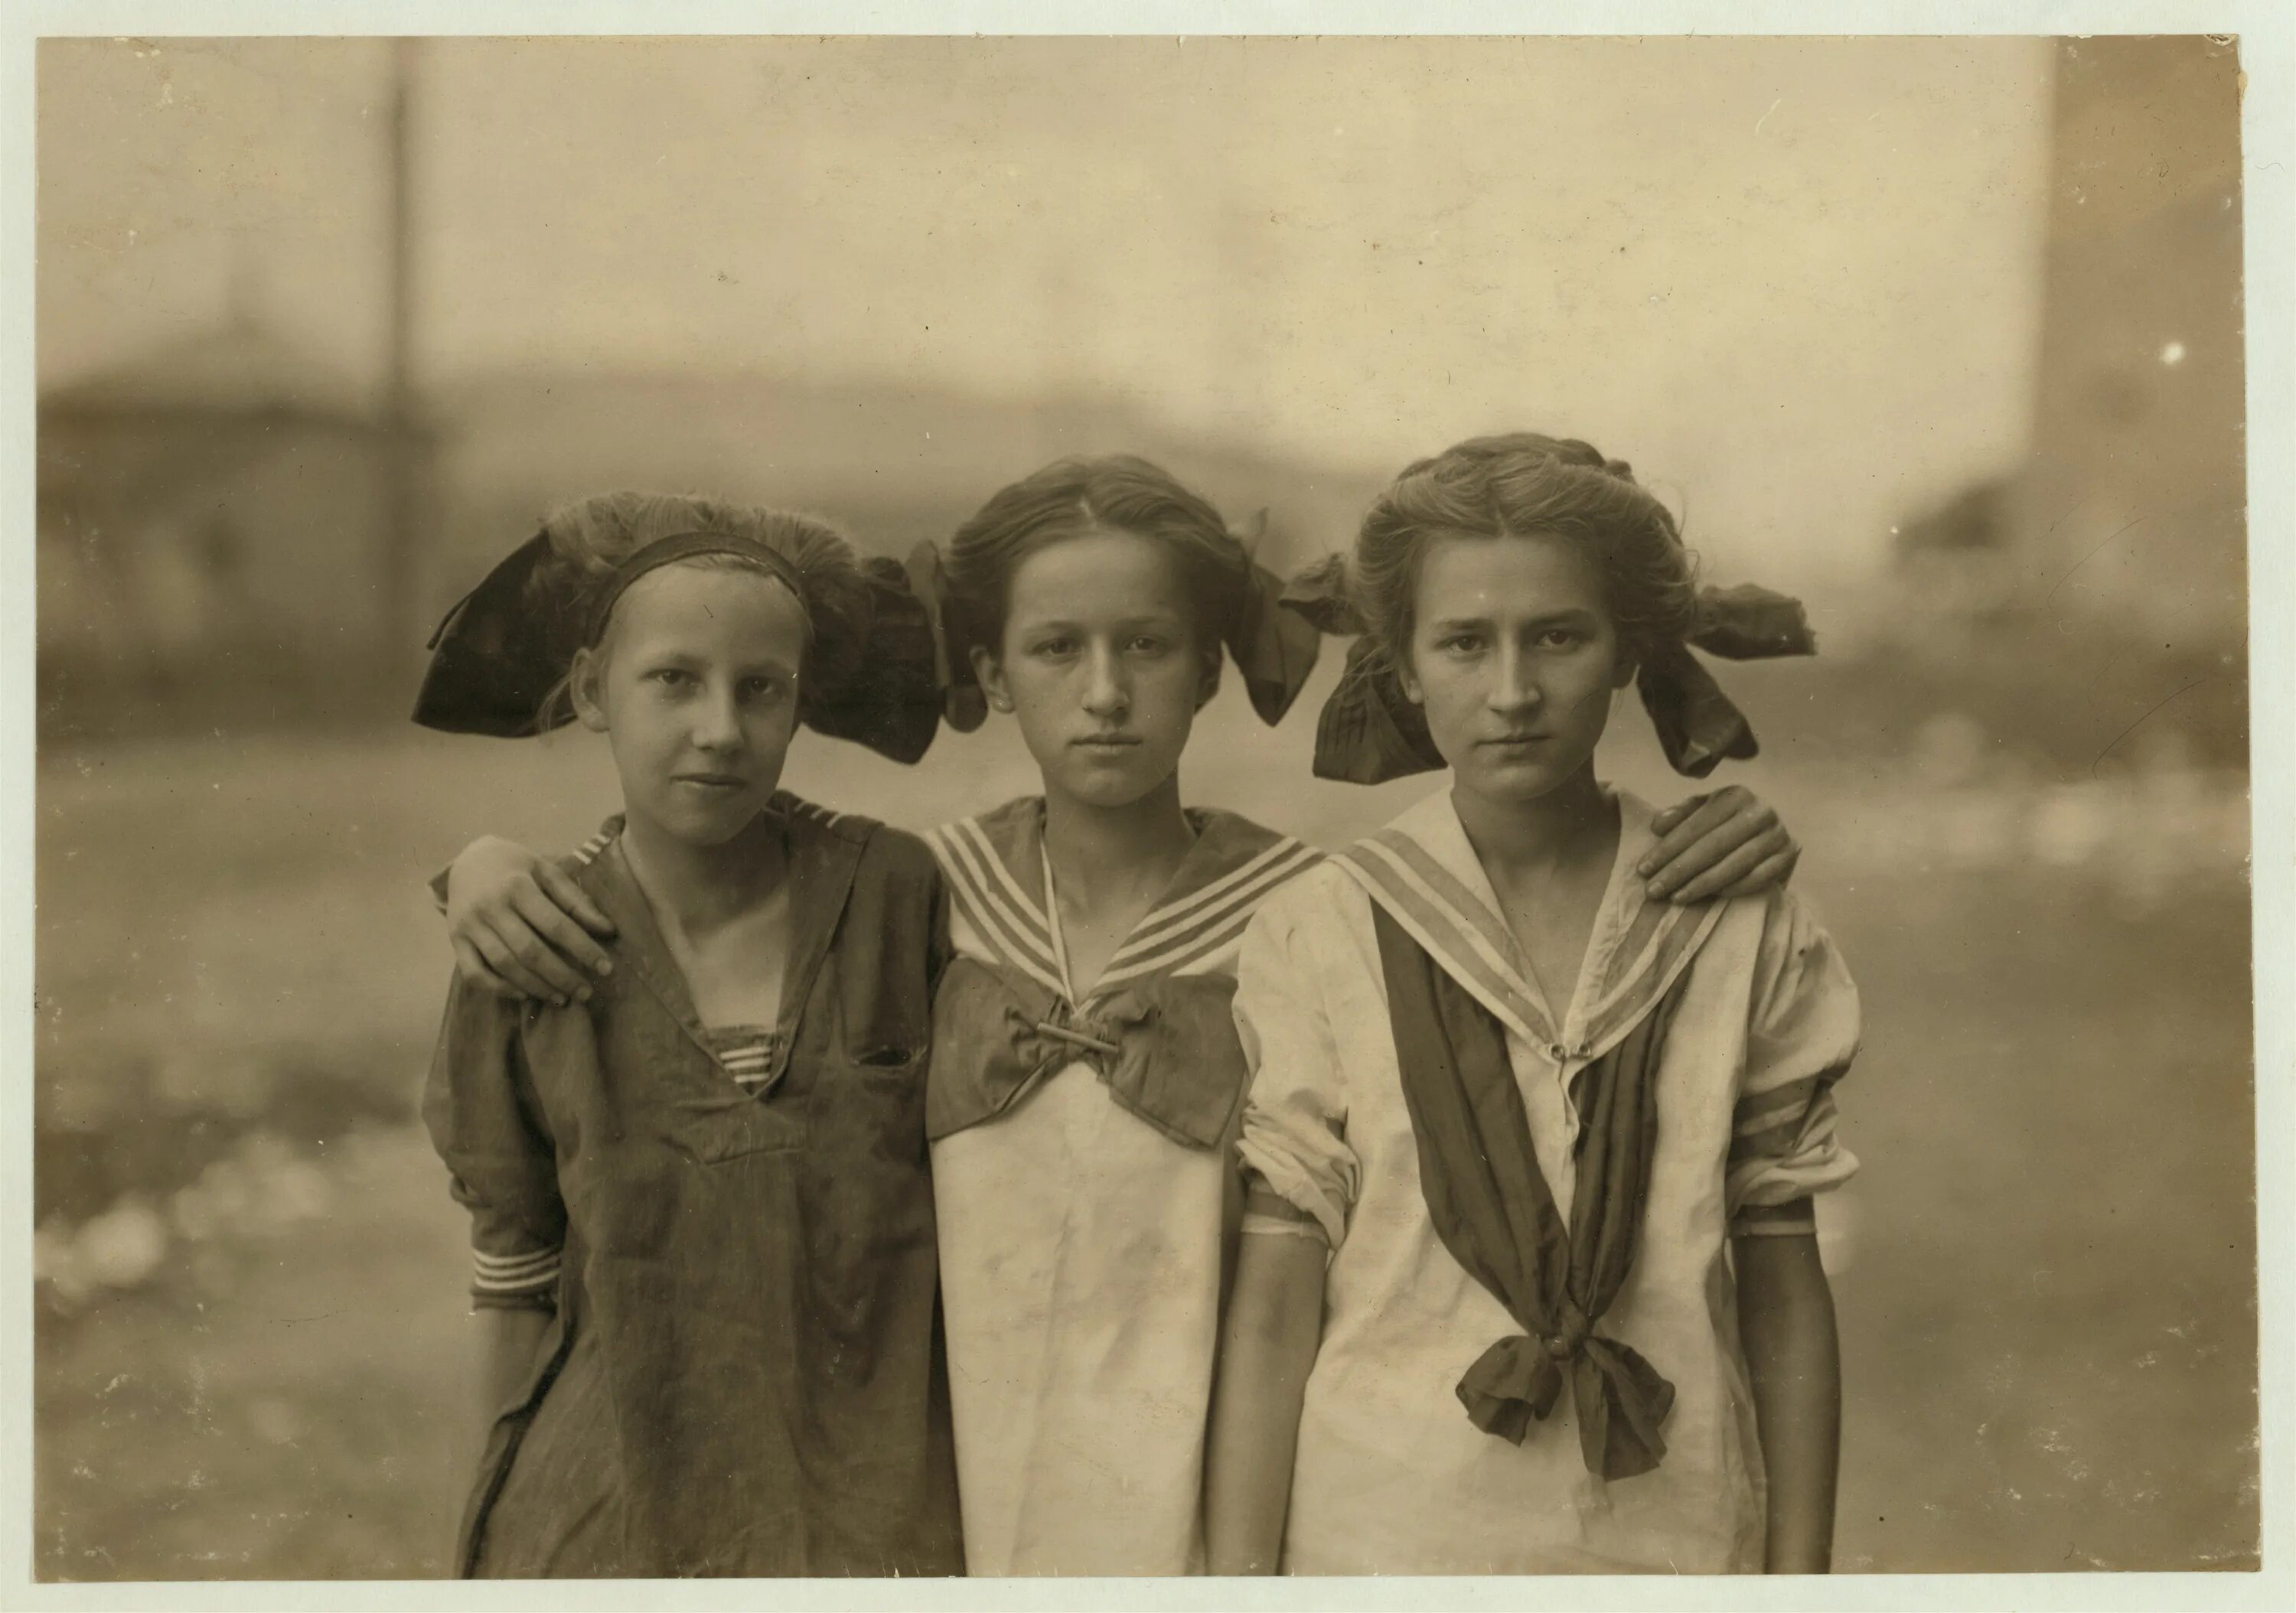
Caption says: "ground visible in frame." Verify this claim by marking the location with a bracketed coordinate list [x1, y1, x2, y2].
[31, 703, 2258, 1578]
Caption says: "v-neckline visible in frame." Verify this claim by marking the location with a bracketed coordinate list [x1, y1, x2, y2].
[1038, 816, 1203, 1004]
[580, 800, 861, 1066]
[1336, 787, 1716, 1064]
[1464, 796, 1639, 1044]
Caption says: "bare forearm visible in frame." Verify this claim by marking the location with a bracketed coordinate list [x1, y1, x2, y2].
[475, 1305, 553, 1442]
[1203, 1233, 1325, 1574]
[1736, 1232, 1840, 1573]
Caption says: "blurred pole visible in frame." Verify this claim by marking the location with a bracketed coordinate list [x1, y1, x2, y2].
[382, 38, 422, 674]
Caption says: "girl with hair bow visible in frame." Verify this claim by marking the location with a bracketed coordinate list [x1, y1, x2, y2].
[411, 493, 963, 1579]
[1205, 435, 1854, 1577]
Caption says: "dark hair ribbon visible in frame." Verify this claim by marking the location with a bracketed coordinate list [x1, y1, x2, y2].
[1221, 510, 1325, 726]
[1282, 565, 1817, 785]
[904, 541, 990, 733]
[412, 527, 943, 766]
[905, 520, 1322, 732]
[580, 530, 810, 647]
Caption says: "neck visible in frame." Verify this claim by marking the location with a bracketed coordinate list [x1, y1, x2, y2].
[1450, 761, 1616, 878]
[1040, 772, 1196, 914]
[618, 806, 784, 933]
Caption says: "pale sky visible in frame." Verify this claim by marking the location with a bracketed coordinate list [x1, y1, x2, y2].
[38, 36, 2056, 585]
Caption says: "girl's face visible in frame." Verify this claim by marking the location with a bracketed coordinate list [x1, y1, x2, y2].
[973, 530, 1208, 811]
[1399, 531, 1635, 809]
[572, 563, 808, 846]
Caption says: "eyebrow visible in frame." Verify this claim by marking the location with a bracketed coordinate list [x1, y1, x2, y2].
[1013, 611, 1190, 632]
[631, 646, 801, 676]
[1426, 607, 1601, 631]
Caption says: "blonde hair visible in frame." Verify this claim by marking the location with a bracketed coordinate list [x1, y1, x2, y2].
[531, 490, 873, 722]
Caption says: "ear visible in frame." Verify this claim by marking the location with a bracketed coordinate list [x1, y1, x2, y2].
[1395, 653, 1425, 706]
[1193, 647, 1224, 712]
[569, 647, 612, 732]
[1611, 649, 1639, 692]
[970, 644, 1015, 714]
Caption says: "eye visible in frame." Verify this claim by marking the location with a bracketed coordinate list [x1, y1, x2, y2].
[1536, 627, 1586, 650]
[1436, 632, 1486, 657]
[647, 667, 696, 689]
[1127, 634, 1172, 656]
[739, 675, 788, 702]
[1029, 634, 1078, 660]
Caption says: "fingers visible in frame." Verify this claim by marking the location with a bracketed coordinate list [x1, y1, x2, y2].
[536, 861, 620, 948]
[471, 914, 582, 1005]
[1641, 790, 1769, 894]
[449, 934, 523, 999]
[1665, 829, 1796, 904]
[1645, 793, 1707, 838]
[519, 872, 618, 980]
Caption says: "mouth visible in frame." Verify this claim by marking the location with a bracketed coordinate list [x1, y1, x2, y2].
[673, 773, 752, 790]
[1479, 733, 1551, 748]
[1071, 735, 1143, 751]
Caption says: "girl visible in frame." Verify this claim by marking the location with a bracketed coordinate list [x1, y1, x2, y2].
[435, 459, 1804, 1577]
[413, 493, 963, 1578]
[1203, 434, 1856, 1576]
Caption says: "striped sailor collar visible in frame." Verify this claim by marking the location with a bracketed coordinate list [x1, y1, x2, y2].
[928, 796, 1320, 1003]
[1332, 785, 1727, 1066]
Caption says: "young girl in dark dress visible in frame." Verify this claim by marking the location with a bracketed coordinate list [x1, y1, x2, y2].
[413, 493, 963, 1578]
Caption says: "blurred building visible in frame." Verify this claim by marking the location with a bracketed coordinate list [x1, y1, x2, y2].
[37, 318, 433, 732]
[1874, 36, 2247, 773]
[1897, 37, 2245, 650]
[2016, 35, 2245, 646]
[423, 367, 1383, 615]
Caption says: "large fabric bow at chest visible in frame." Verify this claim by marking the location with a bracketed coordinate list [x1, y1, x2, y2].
[925, 956, 1249, 1150]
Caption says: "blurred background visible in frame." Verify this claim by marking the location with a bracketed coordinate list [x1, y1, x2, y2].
[34, 34, 2250, 1578]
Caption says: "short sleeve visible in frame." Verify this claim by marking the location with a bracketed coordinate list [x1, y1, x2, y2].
[1231, 893, 1361, 1250]
[420, 976, 568, 1309]
[1727, 892, 1862, 1237]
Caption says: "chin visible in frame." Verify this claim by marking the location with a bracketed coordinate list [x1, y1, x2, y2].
[1052, 760, 1171, 810]
[1459, 759, 1575, 806]
[647, 800, 771, 847]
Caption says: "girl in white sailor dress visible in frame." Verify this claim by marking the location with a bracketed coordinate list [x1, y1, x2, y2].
[913, 458, 1324, 1574]
[1205, 435, 1858, 1576]
[429, 457, 1806, 1579]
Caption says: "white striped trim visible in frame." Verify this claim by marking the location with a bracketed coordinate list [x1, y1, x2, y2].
[471, 1246, 562, 1292]
[1334, 842, 1548, 1047]
[928, 824, 1064, 993]
[1103, 837, 1320, 969]
[571, 829, 612, 868]
[472, 1245, 562, 1275]
[782, 795, 845, 829]
[1095, 841, 1322, 989]
[947, 819, 1054, 950]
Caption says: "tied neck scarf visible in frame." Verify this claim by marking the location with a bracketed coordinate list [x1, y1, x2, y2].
[1370, 903, 1683, 1481]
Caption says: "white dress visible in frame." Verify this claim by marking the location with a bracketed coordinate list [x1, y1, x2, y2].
[926, 797, 1321, 1576]
[1232, 787, 1861, 1575]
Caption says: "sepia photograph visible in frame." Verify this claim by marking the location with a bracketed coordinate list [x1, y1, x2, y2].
[15, 13, 2276, 1596]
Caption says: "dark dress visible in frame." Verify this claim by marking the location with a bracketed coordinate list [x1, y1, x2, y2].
[421, 793, 965, 1578]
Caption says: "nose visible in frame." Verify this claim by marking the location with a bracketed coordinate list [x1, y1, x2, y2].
[1081, 643, 1130, 719]
[1487, 641, 1543, 716]
[690, 684, 745, 752]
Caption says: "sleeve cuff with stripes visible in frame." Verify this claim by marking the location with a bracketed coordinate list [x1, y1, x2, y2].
[469, 1243, 563, 1308]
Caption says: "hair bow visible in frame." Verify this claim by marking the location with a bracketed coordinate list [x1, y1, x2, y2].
[1281, 559, 1816, 785]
